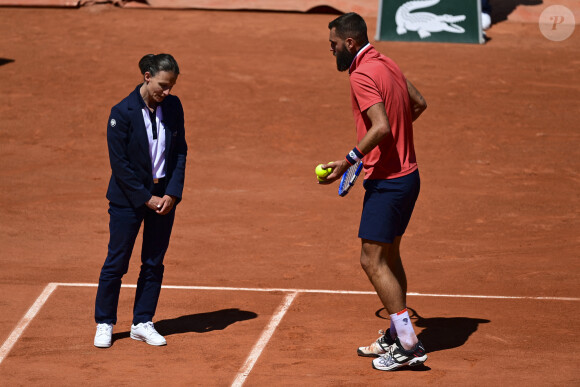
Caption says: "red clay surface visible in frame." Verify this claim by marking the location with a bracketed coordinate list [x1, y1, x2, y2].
[0, 0, 378, 16]
[0, 5, 579, 385]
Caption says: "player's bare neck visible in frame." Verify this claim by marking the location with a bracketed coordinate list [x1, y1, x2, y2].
[140, 86, 157, 112]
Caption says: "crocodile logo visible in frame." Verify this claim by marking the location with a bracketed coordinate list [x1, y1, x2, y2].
[396, 0, 466, 39]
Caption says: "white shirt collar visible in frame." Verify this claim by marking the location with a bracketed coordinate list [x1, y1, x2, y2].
[349, 43, 371, 72]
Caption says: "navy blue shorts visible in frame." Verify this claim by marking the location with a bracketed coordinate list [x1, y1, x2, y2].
[358, 169, 420, 244]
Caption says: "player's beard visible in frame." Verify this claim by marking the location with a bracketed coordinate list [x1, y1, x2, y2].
[336, 45, 355, 72]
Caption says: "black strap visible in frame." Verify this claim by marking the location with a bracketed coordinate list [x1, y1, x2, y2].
[148, 108, 158, 140]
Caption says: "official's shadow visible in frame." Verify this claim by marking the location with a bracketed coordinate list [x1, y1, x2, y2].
[375, 307, 490, 354]
[112, 308, 258, 342]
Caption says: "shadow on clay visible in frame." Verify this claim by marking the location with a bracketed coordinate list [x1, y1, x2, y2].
[111, 308, 258, 342]
[0, 58, 15, 67]
[375, 306, 491, 354]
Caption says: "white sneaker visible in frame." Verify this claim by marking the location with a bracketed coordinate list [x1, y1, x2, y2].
[357, 329, 396, 357]
[94, 323, 113, 348]
[130, 321, 166, 346]
[482, 13, 491, 30]
[372, 338, 427, 371]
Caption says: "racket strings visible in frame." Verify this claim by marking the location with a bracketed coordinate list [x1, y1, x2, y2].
[345, 167, 356, 181]
[339, 161, 361, 193]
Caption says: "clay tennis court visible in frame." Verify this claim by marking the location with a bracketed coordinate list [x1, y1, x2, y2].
[0, 2, 579, 385]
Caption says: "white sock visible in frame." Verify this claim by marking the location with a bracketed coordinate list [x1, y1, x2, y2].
[390, 308, 417, 350]
[389, 319, 397, 339]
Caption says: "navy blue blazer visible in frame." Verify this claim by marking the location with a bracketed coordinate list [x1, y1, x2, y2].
[106, 85, 188, 208]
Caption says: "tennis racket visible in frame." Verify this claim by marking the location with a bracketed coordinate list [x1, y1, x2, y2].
[338, 160, 363, 197]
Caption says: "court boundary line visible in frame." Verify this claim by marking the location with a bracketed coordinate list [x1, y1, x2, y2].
[0, 283, 58, 366]
[1, 282, 578, 384]
[231, 292, 297, 387]
[56, 282, 580, 301]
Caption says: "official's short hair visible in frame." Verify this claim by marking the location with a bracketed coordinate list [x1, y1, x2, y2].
[328, 12, 369, 45]
[138, 53, 180, 76]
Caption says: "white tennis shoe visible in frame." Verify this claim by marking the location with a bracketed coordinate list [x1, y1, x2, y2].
[372, 338, 427, 371]
[357, 329, 396, 357]
[482, 13, 492, 30]
[130, 321, 166, 346]
[94, 323, 113, 348]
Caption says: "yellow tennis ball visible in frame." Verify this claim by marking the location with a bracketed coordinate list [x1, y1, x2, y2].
[315, 164, 332, 178]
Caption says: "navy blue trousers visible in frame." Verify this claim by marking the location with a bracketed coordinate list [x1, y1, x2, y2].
[481, 0, 491, 14]
[95, 199, 175, 325]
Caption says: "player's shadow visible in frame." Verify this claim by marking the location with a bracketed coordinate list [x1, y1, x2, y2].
[490, 0, 543, 24]
[306, 6, 342, 15]
[111, 308, 258, 342]
[375, 307, 490, 354]
[0, 58, 15, 67]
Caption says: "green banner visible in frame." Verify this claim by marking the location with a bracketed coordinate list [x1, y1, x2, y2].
[376, 0, 484, 44]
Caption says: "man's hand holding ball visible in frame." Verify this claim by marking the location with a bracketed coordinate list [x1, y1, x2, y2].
[315, 163, 333, 182]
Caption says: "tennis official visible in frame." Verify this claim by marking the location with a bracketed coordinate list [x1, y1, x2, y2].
[319, 13, 428, 371]
[94, 54, 187, 348]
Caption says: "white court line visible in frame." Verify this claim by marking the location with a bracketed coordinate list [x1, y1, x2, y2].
[0, 283, 58, 366]
[407, 292, 580, 301]
[54, 283, 580, 301]
[231, 292, 297, 387]
[1, 283, 578, 369]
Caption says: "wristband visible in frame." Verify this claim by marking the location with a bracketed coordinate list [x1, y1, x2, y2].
[345, 146, 365, 165]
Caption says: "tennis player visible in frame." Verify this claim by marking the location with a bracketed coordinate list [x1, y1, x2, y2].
[319, 13, 428, 371]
